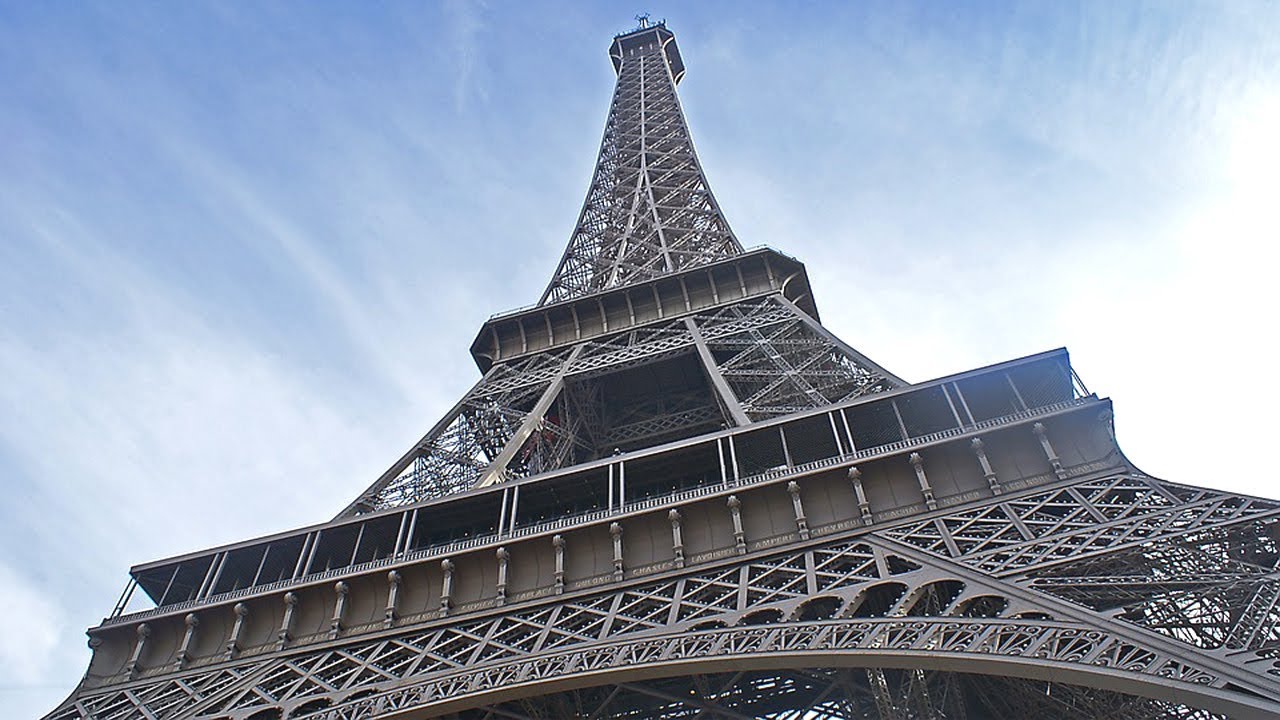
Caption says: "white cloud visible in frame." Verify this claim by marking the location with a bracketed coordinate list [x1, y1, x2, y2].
[0, 562, 69, 717]
[0, 193, 441, 715]
[3, 4, 1278, 716]
[0, 562, 64, 684]
[444, 0, 490, 112]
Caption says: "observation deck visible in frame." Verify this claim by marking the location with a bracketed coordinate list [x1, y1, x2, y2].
[610, 21, 685, 82]
[103, 349, 1094, 634]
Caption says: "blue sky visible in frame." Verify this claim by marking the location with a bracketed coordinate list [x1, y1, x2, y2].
[2, 1, 1278, 715]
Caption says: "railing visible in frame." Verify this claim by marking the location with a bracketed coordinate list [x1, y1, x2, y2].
[483, 245, 789, 321]
[487, 301, 541, 322]
[103, 395, 1094, 627]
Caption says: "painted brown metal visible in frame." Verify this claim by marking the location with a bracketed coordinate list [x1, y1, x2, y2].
[46, 19, 1280, 720]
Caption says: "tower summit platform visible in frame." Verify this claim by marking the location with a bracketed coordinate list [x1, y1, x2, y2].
[609, 19, 685, 82]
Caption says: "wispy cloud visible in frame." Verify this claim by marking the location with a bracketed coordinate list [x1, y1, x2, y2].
[443, 0, 489, 113]
[2, 3, 1278, 717]
[0, 561, 64, 688]
[690, 1, 1279, 493]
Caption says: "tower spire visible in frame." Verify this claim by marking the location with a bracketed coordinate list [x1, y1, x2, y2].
[539, 22, 741, 305]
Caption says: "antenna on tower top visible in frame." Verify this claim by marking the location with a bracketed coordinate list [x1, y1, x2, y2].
[635, 13, 650, 29]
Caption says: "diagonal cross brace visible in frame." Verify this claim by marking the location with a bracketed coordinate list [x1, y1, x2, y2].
[477, 346, 586, 488]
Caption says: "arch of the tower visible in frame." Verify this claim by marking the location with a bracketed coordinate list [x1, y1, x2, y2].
[297, 619, 1268, 719]
[394, 668, 1235, 719]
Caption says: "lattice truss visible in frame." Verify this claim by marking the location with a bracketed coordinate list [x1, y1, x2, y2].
[886, 474, 1280, 658]
[539, 31, 741, 304]
[449, 669, 1226, 720]
[701, 301, 899, 419]
[348, 349, 576, 512]
[340, 27, 901, 515]
[347, 297, 897, 513]
[56, 473, 1280, 720]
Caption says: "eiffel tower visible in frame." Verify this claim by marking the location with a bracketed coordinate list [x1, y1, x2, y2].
[48, 19, 1280, 720]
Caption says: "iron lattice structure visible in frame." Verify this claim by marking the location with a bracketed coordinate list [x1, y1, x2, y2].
[539, 22, 741, 304]
[48, 20, 1280, 720]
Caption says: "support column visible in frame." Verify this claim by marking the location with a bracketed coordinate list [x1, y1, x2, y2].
[157, 565, 179, 607]
[727, 435, 740, 484]
[970, 437, 1001, 495]
[348, 523, 366, 566]
[301, 530, 322, 577]
[196, 553, 222, 601]
[250, 544, 272, 588]
[1033, 422, 1066, 478]
[125, 623, 150, 679]
[891, 401, 910, 442]
[717, 438, 729, 486]
[787, 481, 810, 540]
[176, 614, 198, 670]
[727, 495, 746, 554]
[497, 487, 509, 537]
[610, 522, 625, 581]
[385, 571, 401, 628]
[111, 577, 138, 618]
[508, 485, 520, 534]
[941, 384, 965, 428]
[1006, 373, 1029, 410]
[440, 559, 455, 616]
[828, 412, 846, 455]
[401, 509, 419, 559]
[840, 409, 856, 454]
[227, 603, 249, 658]
[951, 382, 977, 425]
[686, 317, 750, 426]
[277, 592, 298, 651]
[849, 466, 872, 524]
[495, 547, 510, 605]
[618, 462, 627, 508]
[910, 452, 937, 510]
[328, 583, 348, 640]
[392, 512, 409, 558]
[552, 534, 566, 594]
[669, 509, 685, 568]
